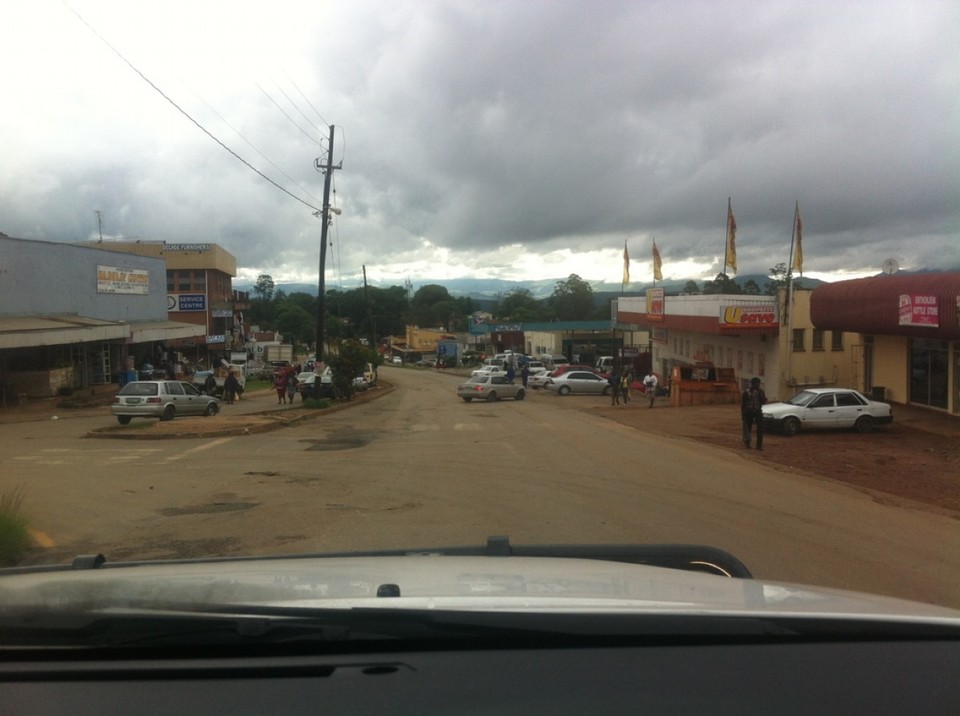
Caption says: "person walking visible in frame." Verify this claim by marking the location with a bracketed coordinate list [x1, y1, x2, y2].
[274, 372, 287, 404]
[642, 371, 658, 408]
[620, 371, 631, 404]
[608, 370, 621, 406]
[223, 370, 240, 405]
[285, 372, 298, 403]
[741, 377, 767, 450]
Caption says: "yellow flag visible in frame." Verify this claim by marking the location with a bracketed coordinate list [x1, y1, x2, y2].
[792, 205, 803, 275]
[725, 200, 737, 274]
[652, 240, 663, 281]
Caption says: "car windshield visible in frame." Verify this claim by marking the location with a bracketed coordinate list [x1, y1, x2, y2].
[0, 0, 957, 647]
[784, 391, 818, 407]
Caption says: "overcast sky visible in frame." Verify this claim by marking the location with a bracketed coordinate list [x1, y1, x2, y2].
[2, 1, 957, 289]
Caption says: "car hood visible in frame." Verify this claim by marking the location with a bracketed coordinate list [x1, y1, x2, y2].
[2, 551, 958, 626]
[762, 402, 798, 417]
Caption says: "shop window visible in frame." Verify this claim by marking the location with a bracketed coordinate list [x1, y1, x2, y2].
[166, 271, 175, 292]
[831, 331, 843, 351]
[193, 270, 206, 291]
[792, 328, 805, 352]
[178, 271, 191, 291]
[910, 339, 948, 409]
[812, 329, 824, 351]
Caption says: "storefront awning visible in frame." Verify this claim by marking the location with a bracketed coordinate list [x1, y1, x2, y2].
[127, 320, 206, 343]
[0, 315, 128, 350]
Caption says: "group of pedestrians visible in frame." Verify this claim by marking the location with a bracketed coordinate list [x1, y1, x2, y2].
[608, 369, 659, 408]
[273, 366, 300, 404]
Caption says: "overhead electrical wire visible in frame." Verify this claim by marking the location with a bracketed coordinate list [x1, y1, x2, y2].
[67, 4, 322, 214]
[255, 82, 326, 149]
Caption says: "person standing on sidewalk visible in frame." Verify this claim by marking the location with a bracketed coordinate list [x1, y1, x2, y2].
[741, 377, 767, 450]
[642, 371, 658, 408]
[608, 370, 622, 405]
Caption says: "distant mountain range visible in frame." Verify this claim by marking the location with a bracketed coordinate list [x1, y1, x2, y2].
[235, 274, 823, 301]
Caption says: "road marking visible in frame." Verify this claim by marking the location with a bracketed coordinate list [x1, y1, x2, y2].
[161, 437, 234, 463]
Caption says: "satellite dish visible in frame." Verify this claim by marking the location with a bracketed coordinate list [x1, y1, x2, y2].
[881, 258, 899, 275]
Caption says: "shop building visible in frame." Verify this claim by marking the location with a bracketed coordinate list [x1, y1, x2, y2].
[811, 273, 960, 414]
[80, 241, 246, 366]
[0, 236, 205, 400]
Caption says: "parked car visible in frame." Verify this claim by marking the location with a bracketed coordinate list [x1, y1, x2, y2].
[471, 365, 508, 378]
[549, 364, 607, 378]
[525, 360, 548, 375]
[545, 371, 613, 396]
[111, 380, 221, 424]
[391, 355, 403, 365]
[527, 371, 553, 389]
[297, 368, 333, 400]
[763, 388, 893, 435]
[457, 375, 526, 402]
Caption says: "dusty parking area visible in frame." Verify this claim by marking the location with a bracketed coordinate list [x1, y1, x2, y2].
[589, 400, 960, 515]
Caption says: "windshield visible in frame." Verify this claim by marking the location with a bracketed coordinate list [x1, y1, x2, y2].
[0, 0, 958, 635]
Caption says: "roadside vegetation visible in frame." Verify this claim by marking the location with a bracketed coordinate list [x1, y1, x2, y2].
[0, 486, 30, 566]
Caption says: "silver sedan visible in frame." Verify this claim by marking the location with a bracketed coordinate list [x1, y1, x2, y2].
[457, 375, 526, 402]
[545, 371, 613, 396]
[111, 380, 221, 424]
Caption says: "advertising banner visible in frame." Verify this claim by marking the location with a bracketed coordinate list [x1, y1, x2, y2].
[646, 288, 665, 321]
[898, 294, 939, 327]
[97, 265, 149, 295]
[720, 305, 778, 328]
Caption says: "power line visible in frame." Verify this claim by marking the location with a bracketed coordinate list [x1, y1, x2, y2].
[256, 82, 326, 149]
[67, 4, 321, 214]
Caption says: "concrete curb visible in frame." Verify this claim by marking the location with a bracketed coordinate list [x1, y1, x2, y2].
[85, 382, 396, 440]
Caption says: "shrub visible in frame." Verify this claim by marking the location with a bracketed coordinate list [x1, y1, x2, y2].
[0, 487, 29, 567]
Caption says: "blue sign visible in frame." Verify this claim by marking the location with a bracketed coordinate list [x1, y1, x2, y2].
[438, 344, 447, 354]
[177, 294, 207, 312]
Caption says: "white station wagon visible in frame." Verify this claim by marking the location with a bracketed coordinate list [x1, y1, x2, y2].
[762, 388, 893, 435]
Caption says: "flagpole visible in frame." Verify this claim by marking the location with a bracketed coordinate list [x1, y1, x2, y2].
[784, 201, 798, 385]
[722, 198, 731, 277]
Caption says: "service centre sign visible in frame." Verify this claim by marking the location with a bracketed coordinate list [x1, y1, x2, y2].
[166, 293, 207, 312]
[899, 294, 939, 327]
[720, 305, 778, 328]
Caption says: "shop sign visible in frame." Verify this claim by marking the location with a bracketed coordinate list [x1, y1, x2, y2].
[164, 243, 210, 251]
[175, 294, 206, 312]
[97, 265, 149, 295]
[206, 334, 226, 344]
[720, 305, 778, 327]
[899, 294, 938, 327]
[646, 288, 665, 321]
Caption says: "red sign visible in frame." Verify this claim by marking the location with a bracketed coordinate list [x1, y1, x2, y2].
[899, 294, 939, 327]
[720, 305, 778, 327]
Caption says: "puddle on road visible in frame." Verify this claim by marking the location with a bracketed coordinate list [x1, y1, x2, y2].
[304, 430, 376, 451]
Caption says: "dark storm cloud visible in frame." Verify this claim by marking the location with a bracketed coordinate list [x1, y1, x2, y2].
[1, 1, 957, 282]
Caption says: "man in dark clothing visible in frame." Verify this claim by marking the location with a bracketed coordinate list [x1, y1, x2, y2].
[741, 377, 767, 449]
[608, 370, 622, 405]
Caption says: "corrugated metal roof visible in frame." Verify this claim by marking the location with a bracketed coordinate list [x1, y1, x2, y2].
[810, 273, 960, 339]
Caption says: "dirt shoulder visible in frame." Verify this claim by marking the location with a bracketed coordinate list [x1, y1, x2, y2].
[586, 398, 960, 516]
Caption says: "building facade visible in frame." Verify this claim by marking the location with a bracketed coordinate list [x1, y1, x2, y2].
[811, 274, 960, 414]
[0, 236, 205, 399]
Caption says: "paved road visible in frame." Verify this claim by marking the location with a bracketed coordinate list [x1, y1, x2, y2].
[2, 365, 958, 608]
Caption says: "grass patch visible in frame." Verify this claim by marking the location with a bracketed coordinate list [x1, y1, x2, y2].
[244, 379, 271, 392]
[301, 398, 332, 410]
[0, 486, 30, 567]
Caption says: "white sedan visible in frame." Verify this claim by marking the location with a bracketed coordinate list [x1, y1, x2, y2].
[471, 365, 508, 378]
[762, 388, 893, 435]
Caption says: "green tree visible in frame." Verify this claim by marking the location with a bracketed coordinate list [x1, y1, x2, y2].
[495, 288, 543, 322]
[765, 262, 803, 295]
[702, 273, 742, 295]
[549, 274, 594, 320]
[682, 280, 701, 295]
[253, 274, 275, 301]
[742, 279, 761, 295]
[326, 340, 377, 400]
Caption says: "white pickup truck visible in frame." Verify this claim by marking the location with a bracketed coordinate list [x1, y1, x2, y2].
[193, 361, 247, 396]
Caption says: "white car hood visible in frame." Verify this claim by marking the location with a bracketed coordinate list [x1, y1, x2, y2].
[2, 555, 958, 625]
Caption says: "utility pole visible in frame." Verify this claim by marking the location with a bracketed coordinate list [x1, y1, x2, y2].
[314, 124, 341, 360]
[95, 210, 103, 242]
[362, 265, 376, 350]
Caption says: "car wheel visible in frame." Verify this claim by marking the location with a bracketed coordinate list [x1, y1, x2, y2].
[514, 389, 525, 401]
[204, 402, 219, 417]
[486, 391, 498, 402]
[854, 415, 874, 433]
[161, 405, 175, 422]
[558, 385, 571, 396]
[117, 416, 131, 425]
[782, 417, 800, 435]
[462, 397, 472, 402]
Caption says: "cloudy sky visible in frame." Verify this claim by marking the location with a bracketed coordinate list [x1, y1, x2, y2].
[2, 1, 957, 289]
